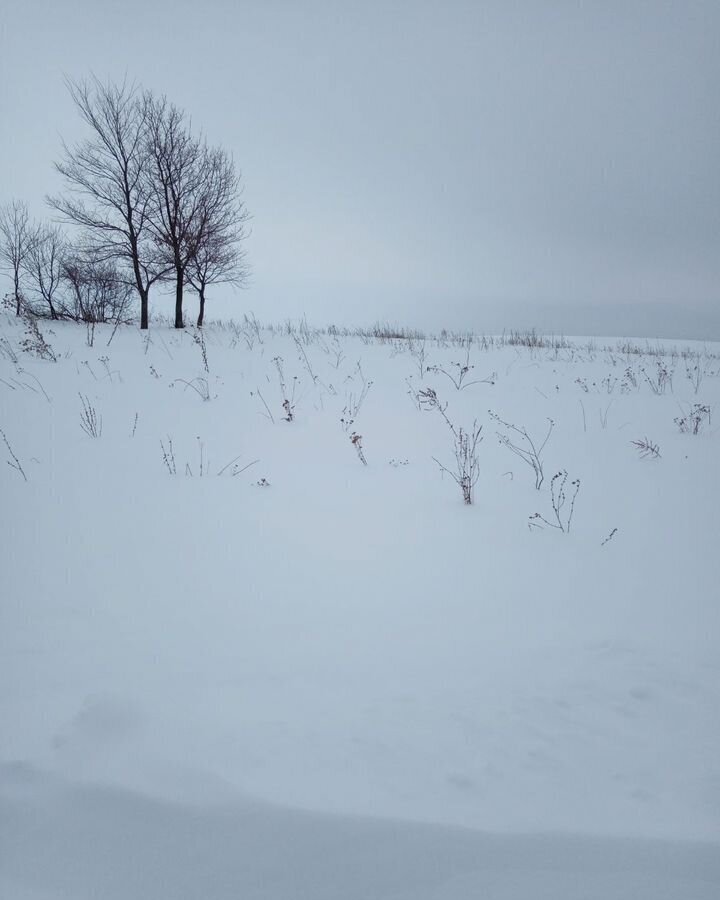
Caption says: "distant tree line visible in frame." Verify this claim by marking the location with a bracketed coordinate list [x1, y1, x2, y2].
[0, 76, 249, 329]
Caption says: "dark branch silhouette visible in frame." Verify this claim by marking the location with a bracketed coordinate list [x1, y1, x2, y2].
[49, 76, 165, 329]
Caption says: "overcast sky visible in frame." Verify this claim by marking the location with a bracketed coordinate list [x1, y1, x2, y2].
[1, 0, 718, 338]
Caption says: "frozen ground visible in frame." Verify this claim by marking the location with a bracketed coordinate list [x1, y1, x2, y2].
[1, 313, 719, 897]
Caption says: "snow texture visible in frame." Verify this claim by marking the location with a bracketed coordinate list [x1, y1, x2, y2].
[1, 314, 719, 897]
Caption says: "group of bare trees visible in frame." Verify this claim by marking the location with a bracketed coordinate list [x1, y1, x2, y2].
[0, 76, 248, 329]
[0, 201, 131, 324]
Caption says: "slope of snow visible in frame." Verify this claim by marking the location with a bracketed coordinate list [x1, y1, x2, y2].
[2, 765, 720, 900]
[1, 314, 719, 896]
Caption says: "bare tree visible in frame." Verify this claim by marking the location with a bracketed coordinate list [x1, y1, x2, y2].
[48, 76, 164, 329]
[49, 77, 250, 330]
[187, 147, 250, 326]
[0, 200, 31, 315]
[23, 223, 66, 319]
[144, 94, 208, 329]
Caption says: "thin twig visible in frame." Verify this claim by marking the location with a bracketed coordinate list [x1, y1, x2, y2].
[0, 427, 27, 481]
[223, 457, 260, 477]
[253, 387, 275, 423]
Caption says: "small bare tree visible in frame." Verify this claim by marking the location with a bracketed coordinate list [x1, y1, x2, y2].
[186, 147, 250, 327]
[23, 223, 66, 319]
[0, 200, 31, 315]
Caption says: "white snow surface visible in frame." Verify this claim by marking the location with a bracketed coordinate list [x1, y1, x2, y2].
[1, 314, 719, 897]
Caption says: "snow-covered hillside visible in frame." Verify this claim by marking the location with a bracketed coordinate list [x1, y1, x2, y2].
[2, 313, 719, 898]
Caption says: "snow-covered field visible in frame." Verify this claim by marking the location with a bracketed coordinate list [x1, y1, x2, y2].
[2, 312, 719, 898]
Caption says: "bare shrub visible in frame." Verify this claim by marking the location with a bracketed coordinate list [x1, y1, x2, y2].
[368, 321, 425, 342]
[409, 339, 429, 378]
[273, 356, 296, 421]
[160, 437, 177, 474]
[428, 342, 496, 390]
[61, 255, 133, 325]
[341, 362, 372, 432]
[171, 377, 212, 401]
[19, 313, 57, 361]
[405, 377, 422, 411]
[503, 329, 571, 350]
[191, 327, 210, 373]
[529, 471, 580, 533]
[621, 367, 639, 392]
[641, 360, 673, 395]
[420, 387, 483, 505]
[293, 334, 318, 384]
[350, 432, 367, 465]
[326, 337, 345, 370]
[674, 404, 711, 435]
[241, 312, 263, 348]
[599, 402, 613, 429]
[161, 434, 258, 476]
[631, 437, 661, 459]
[78, 393, 102, 438]
[685, 356, 703, 394]
[489, 410, 553, 489]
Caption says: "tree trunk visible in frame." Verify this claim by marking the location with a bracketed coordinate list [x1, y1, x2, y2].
[140, 288, 149, 330]
[130, 235, 149, 330]
[197, 286, 205, 327]
[174, 270, 184, 329]
[14, 273, 21, 316]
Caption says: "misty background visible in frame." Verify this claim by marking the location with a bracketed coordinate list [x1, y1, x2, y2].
[1, 0, 718, 338]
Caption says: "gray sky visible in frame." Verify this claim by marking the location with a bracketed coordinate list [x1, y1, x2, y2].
[1, 0, 718, 338]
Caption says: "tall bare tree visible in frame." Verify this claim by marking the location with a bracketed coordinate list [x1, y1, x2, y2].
[48, 77, 164, 329]
[23, 223, 66, 319]
[0, 200, 31, 315]
[187, 147, 250, 326]
[144, 95, 208, 329]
